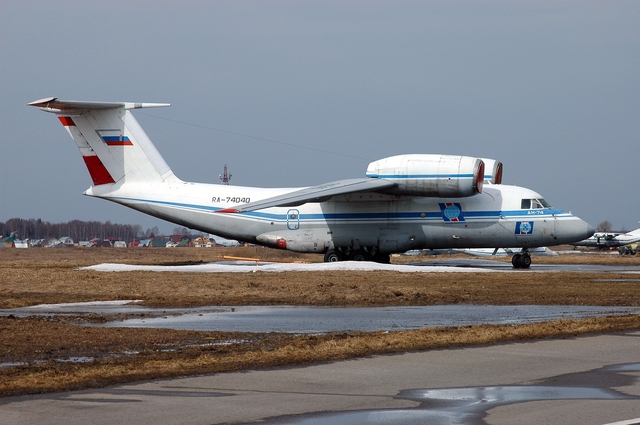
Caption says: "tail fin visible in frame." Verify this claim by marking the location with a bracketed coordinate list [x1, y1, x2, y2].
[29, 97, 180, 185]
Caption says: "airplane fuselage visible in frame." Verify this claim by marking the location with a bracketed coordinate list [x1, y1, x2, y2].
[88, 180, 589, 254]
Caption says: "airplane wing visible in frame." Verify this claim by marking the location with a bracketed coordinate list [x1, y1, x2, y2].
[217, 178, 397, 213]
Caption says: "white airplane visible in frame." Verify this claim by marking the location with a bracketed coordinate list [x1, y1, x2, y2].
[209, 234, 242, 247]
[572, 226, 640, 250]
[29, 97, 594, 268]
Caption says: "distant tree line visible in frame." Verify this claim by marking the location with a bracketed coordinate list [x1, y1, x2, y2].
[596, 221, 613, 232]
[0, 218, 161, 242]
[596, 221, 630, 233]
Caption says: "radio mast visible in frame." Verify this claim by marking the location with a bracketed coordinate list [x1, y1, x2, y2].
[219, 164, 232, 185]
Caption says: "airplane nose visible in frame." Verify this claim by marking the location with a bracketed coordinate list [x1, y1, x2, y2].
[556, 217, 595, 244]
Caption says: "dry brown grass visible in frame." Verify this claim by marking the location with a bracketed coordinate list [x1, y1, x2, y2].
[1, 248, 639, 308]
[3, 315, 640, 397]
[1, 247, 640, 397]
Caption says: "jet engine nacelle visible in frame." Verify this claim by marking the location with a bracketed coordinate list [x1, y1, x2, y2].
[366, 154, 485, 197]
[480, 158, 503, 184]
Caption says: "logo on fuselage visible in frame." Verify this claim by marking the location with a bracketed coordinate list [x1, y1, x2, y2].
[439, 203, 465, 222]
[515, 221, 534, 235]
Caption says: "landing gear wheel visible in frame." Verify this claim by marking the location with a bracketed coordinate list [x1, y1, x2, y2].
[348, 249, 371, 261]
[324, 249, 345, 263]
[518, 253, 532, 269]
[511, 252, 531, 269]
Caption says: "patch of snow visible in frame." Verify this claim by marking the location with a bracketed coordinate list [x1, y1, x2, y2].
[79, 261, 495, 273]
[24, 300, 143, 310]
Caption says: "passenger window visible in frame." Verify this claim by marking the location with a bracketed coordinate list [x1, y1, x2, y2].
[521, 199, 531, 209]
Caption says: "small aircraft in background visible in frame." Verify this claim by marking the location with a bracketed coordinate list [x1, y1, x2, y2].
[210, 234, 242, 247]
[29, 97, 594, 268]
[572, 226, 640, 250]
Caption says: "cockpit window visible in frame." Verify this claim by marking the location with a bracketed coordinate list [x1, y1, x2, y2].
[537, 198, 551, 208]
[521, 198, 551, 209]
[531, 199, 544, 209]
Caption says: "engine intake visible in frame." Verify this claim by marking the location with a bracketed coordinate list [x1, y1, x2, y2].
[480, 158, 503, 184]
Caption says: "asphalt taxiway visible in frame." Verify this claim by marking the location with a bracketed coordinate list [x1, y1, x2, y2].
[2, 330, 639, 425]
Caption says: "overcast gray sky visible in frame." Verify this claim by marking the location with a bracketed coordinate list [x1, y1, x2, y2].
[1, 1, 639, 235]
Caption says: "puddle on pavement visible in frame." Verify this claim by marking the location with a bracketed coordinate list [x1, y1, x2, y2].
[252, 363, 640, 425]
[2, 303, 638, 334]
[95, 305, 640, 333]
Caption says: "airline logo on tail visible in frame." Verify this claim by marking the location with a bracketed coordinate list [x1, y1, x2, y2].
[97, 130, 133, 146]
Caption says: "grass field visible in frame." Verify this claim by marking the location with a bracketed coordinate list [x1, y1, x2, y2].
[1, 247, 639, 397]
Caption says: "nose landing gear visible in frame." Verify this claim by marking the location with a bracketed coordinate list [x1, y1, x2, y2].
[511, 249, 532, 269]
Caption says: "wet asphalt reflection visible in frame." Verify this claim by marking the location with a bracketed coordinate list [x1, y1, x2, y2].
[3, 302, 639, 334]
[98, 305, 640, 333]
[249, 363, 640, 425]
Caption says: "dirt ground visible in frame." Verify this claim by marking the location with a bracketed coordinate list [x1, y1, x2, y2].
[1, 247, 639, 397]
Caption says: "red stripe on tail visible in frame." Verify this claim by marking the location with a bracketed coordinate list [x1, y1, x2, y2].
[82, 156, 115, 185]
[58, 116, 75, 126]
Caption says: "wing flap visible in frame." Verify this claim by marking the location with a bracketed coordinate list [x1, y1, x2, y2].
[217, 178, 397, 213]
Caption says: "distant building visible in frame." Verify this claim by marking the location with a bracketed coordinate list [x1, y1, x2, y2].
[169, 235, 192, 247]
[2, 238, 31, 248]
[137, 239, 153, 247]
[193, 236, 215, 248]
[48, 237, 74, 248]
[14, 240, 29, 249]
[150, 239, 169, 248]
[2, 237, 16, 248]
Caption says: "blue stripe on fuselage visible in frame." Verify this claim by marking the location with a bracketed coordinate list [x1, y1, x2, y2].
[111, 196, 570, 224]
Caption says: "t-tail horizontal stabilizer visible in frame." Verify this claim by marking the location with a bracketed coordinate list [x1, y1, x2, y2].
[28, 97, 171, 111]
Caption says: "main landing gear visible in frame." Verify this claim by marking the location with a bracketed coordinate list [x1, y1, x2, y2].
[323, 248, 390, 264]
[324, 249, 345, 262]
[511, 249, 532, 269]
